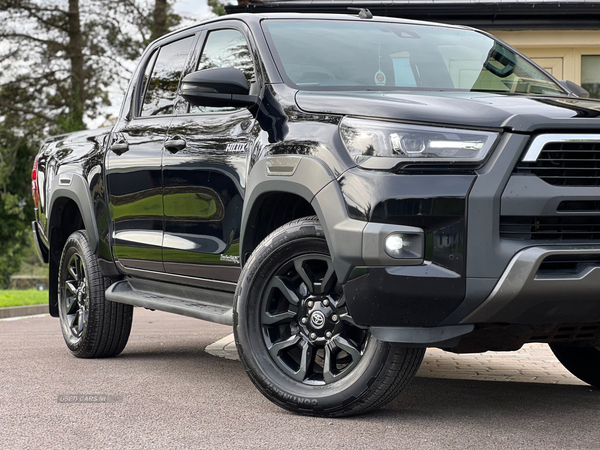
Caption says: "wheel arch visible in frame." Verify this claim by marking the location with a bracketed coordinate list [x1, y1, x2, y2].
[240, 156, 365, 284]
[240, 156, 335, 266]
[46, 173, 99, 317]
[47, 174, 99, 252]
[240, 191, 316, 265]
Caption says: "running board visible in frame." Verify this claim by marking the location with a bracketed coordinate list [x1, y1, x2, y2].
[105, 278, 234, 326]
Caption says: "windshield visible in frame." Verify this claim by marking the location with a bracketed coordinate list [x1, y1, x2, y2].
[262, 20, 565, 95]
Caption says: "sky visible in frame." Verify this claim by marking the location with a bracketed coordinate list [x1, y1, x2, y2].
[175, 0, 215, 20]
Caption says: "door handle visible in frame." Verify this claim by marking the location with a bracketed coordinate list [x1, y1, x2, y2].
[110, 142, 129, 155]
[164, 138, 187, 153]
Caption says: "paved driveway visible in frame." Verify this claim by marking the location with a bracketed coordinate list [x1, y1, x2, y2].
[1, 309, 598, 450]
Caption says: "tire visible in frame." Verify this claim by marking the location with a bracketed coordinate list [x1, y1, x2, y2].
[550, 343, 600, 388]
[58, 230, 133, 358]
[234, 216, 425, 417]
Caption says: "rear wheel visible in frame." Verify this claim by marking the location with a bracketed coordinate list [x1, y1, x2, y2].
[58, 230, 133, 358]
[550, 343, 600, 387]
[234, 216, 424, 417]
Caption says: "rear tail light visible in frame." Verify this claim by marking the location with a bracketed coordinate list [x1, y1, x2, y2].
[32, 155, 39, 208]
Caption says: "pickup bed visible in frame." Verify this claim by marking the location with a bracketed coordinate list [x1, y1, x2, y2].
[32, 11, 600, 417]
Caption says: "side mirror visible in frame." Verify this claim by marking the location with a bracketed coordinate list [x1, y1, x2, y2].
[180, 67, 258, 108]
[560, 80, 590, 98]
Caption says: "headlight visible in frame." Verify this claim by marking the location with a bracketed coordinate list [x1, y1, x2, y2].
[339, 117, 498, 169]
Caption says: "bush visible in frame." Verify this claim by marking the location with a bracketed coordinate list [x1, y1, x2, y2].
[0, 129, 37, 288]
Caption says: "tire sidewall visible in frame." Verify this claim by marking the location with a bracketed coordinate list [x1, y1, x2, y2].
[57, 231, 101, 355]
[234, 219, 391, 413]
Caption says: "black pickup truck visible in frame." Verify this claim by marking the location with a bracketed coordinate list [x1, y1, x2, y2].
[32, 11, 600, 417]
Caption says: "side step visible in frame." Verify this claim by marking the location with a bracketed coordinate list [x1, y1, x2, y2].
[105, 277, 234, 326]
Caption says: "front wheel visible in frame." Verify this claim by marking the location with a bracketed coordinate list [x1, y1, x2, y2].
[234, 217, 424, 417]
[58, 230, 133, 358]
[550, 343, 600, 388]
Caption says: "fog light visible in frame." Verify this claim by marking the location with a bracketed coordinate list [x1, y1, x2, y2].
[384, 233, 423, 259]
[385, 235, 404, 252]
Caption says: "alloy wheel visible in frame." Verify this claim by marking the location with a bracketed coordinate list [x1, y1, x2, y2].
[260, 253, 369, 385]
[60, 252, 89, 340]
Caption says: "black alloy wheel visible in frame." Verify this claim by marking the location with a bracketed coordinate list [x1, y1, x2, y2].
[261, 252, 369, 385]
[60, 252, 89, 341]
[234, 216, 425, 417]
[58, 230, 133, 358]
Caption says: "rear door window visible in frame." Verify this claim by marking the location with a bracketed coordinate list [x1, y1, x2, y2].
[141, 36, 195, 117]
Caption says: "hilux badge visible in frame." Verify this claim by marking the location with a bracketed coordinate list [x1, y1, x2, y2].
[226, 143, 247, 153]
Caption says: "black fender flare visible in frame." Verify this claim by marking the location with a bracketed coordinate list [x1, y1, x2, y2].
[47, 172, 99, 253]
[240, 156, 365, 283]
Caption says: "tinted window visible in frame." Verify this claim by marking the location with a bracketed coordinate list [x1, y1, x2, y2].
[141, 36, 194, 117]
[263, 20, 564, 96]
[190, 29, 254, 114]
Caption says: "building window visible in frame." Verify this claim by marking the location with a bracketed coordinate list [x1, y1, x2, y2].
[582, 55, 600, 99]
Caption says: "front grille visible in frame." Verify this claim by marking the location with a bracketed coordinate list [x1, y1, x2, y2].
[515, 140, 600, 187]
[500, 215, 600, 240]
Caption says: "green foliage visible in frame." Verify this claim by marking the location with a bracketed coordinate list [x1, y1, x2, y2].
[0, 0, 182, 137]
[208, 0, 227, 16]
[0, 290, 48, 308]
[0, 1, 181, 284]
[0, 0, 105, 135]
[0, 127, 36, 288]
[106, 0, 181, 55]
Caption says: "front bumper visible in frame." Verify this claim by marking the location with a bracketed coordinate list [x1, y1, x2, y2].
[330, 126, 600, 333]
[463, 246, 600, 324]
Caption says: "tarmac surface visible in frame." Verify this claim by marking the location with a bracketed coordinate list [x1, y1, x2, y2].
[1, 308, 599, 450]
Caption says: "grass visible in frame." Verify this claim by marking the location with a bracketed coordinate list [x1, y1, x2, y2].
[0, 290, 48, 308]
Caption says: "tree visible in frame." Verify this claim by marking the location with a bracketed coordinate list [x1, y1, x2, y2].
[0, 0, 107, 134]
[208, 0, 227, 16]
[0, 0, 181, 284]
[0, 126, 36, 288]
[109, 0, 182, 56]
[151, 0, 169, 41]
[0, 0, 181, 136]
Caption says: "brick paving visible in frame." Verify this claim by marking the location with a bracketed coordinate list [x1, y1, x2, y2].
[205, 333, 587, 386]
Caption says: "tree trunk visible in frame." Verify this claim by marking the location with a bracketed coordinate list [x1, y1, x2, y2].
[151, 0, 168, 42]
[66, 0, 85, 131]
